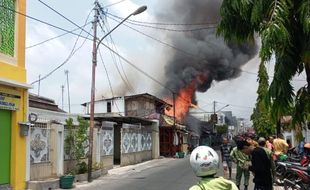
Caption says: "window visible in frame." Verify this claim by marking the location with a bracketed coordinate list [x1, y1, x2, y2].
[0, 0, 15, 56]
[107, 101, 111, 113]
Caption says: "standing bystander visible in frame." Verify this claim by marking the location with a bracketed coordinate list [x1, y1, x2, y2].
[230, 144, 250, 190]
[237, 140, 273, 190]
[220, 137, 233, 179]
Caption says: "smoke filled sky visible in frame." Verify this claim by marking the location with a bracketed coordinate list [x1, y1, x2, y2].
[157, 0, 257, 96]
[26, 0, 306, 121]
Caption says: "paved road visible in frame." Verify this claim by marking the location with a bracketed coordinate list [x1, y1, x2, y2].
[72, 158, 199, 190]
[67, 157, 283, 190]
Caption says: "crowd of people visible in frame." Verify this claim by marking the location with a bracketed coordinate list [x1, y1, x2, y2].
[188, 133, 310, 190]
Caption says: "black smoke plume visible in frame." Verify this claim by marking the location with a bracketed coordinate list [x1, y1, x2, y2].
[157, 0, 258, 96]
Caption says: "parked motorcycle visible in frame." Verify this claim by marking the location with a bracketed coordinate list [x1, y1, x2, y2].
[275, 155, 310, 185]
[283, 165, 310, 190]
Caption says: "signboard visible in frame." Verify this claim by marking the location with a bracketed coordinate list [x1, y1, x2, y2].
[0, 91, 20, 110]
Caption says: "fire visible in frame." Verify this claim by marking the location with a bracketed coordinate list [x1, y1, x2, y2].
[165, 81, 196, 121]
[165, 73, 208, 122]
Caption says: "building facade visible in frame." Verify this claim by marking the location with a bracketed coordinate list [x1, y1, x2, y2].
[0, 0, 29, 189]
[82, 93, 170, 164]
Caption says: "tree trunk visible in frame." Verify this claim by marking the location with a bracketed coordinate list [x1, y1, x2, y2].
[276, 119, 281, 138]
[304, 53, 310, 91]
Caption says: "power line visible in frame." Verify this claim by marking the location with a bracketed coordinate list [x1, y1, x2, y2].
[242, 69, 307, 82]
[108, 15, 307, 83]
[30, 26, 92, 85]
[23, 1, 205, 112]
[101, 14, 135, 93]
[37, 0, 94, 38]
[106, 15, 201, 58]
[104, 0, 128, 8]
[107, 12, 219, 26]
[0, 4, 91, 40]
[107, 13, 217, 32]
[27, 7, 94, 85]
[99, 40, 172, 92]
[97, 40, 209, 112]
[216, 101, 254, 109]
[98, 48, 121, 113]
[26, 22, 91, 49]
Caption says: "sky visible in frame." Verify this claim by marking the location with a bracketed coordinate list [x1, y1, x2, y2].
[25, 0, 307, 123]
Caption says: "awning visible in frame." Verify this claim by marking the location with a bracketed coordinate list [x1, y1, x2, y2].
[84, 114, 155, 126]
[0, 77, 32, 89]
[160, 115, 186, 130]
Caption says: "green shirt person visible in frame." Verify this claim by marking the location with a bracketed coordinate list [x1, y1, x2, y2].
[230, 147, 250, 190]
[189, 146, 238, 190]
[189, 177, 238, 190]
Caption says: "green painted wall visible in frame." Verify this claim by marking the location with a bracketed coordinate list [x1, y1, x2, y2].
[0, 109, 11, 184]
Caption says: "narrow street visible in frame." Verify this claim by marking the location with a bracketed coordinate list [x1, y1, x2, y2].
[67, 156, 264, 190]
[71, 158, 199, 190]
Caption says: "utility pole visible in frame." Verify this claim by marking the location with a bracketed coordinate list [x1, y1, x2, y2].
[213, 101, 216, 115]
[61, 85, 64, 110]
[65, 70, 71, 113]
[173, 92, 176, 127]
[38, 75, 41, 96]
[88, 0, 99, 182]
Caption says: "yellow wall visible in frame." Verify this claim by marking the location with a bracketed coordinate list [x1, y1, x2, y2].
[0, 0, 28, 189]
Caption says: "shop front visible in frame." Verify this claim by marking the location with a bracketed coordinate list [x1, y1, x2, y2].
[0, 83, 29, 189]
[0, 0, 29, 188]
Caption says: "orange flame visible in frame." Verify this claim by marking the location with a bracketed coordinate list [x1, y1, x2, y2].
[165, 81, 196, 121]
[165, 73, 208, 122]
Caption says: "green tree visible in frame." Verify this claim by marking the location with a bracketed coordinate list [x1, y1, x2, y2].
[217, 0, 310, 140]
[64, 116, 89, 174]
[216, 124, 228, 134]
[251, 62, 275, 137]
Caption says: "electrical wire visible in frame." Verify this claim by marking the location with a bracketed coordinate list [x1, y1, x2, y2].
[28, 5, 94, 85]
[37, 0, 94, 38]
[106, 15, 200, 58]
[98, 47, 122, 113]
[107, 12, 219, 26]
[98, 18, 134, 93]
[216, 101, 254, 109]
[242, 69, 307, 81]
[26, 22, 91, 49]
[5, 2, 305, 116]
[101, 15, 135, 93]
[104, 0, 128, 8]
[107, 13, 217, 32]
[107, 15, 307, 83]
[0, 4, 92, 40]
[97, 40, 209, 112]
[30, 20, 92, 85]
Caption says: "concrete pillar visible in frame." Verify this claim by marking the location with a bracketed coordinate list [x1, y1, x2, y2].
[151, 120, 159, 159]
[96, 129, 101, 163]
[51, 123, 64, 176]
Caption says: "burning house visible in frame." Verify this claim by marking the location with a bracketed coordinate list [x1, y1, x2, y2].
[156, 0, 257, 142]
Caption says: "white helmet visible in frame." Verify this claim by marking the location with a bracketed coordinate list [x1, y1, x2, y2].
[190, 146, 219, 177]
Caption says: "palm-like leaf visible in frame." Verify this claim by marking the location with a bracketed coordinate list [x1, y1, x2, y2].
[218, 0, 310, 139]
[298, 0, 310, 34]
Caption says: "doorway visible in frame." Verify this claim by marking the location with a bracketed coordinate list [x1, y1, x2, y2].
[113, 125, 121, 165]
[0, 109, 12, 185]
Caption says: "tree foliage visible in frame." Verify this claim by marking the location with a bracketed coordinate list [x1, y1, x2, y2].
[251, 62, 275, 137]
[216, 124, 228, 134]
[218, 0, 310, 140]
[64, 116, 89, 174]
